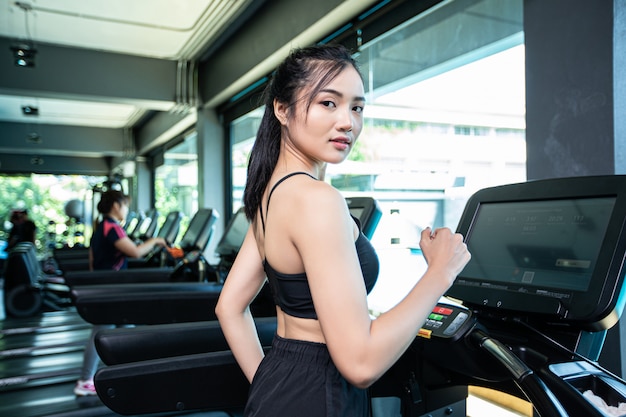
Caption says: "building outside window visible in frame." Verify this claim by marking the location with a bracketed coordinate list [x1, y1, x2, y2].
[154, 131, 199, 240]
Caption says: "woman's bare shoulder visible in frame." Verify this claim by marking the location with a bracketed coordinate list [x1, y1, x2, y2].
[291, 177, 345, 211]
[269, 177, 348, 230]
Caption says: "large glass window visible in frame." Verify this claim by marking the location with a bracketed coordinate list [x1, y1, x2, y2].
[229, 0, 524, 310]
[155, 131, 199, 240]
[0, 174, 106, 258]
[231, 108, 264, 213]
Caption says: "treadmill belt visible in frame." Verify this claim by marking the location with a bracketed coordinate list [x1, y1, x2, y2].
[0, 302, 240, 417]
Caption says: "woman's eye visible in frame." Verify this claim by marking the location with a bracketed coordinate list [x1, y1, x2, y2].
[321, 100, 336, 108]
[353, 105, 364, 114]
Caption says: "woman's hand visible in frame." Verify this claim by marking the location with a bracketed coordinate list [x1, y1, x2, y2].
[419, 227, 471, 285]
[151, 237, 168, 248]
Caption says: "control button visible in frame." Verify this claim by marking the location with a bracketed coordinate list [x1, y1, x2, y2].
[428, 313, 444, 321]
[443, 312, 469, 336]
[433, 306, 454, 315]
[417, 328, 432, 339]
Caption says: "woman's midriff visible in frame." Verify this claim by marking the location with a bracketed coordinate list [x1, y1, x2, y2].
[275, 306, 326, 344]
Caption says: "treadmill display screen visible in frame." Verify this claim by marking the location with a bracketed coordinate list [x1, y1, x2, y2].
[158, 212, 180, 242]
[179, 209, 216, 251]
[446, 175, 626, 330]
[460, 197, 615, 293]
[215, 208, 249, 257]
[349, 207, 364, 220]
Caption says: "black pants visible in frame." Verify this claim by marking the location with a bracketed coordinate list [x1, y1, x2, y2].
[244, 334, 369, 417]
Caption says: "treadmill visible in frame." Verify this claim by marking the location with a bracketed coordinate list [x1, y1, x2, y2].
[64, 209, 210, 288]
[211, 207, 249, 283]
[91, 176, 626, 417]
[373, 174, 626, 416]
[126, 209, 183, 268]
[3, 242, 73, 317]
[128, 208, 160, 243]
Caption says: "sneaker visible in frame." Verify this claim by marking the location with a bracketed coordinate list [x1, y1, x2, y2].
[74, 379, 97, 396]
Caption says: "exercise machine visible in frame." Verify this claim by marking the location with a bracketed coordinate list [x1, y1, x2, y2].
[3, 242, 72, 317]
[89, 176, 626, 417]
[129, 208, 160, 243]
[64, 209, 212, 288]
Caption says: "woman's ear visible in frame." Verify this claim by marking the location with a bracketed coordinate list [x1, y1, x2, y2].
[273, 98, 288, 125]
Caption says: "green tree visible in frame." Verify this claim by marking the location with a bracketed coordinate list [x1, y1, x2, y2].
[0, 175, 61, 252]
[0, 174, 101, 255]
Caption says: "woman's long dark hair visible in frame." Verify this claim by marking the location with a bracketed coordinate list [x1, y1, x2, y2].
[243, 44, 362, 221]
[97, 190, 129, 215]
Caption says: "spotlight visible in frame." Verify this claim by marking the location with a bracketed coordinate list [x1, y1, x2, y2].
[30, 156, 44, 166]
[11, 42, 37, 67]
[22, 105, 39, 116]
[26, 132, 41, 143]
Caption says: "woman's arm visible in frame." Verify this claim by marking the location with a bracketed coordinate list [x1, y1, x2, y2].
[114, 236, 167, 258]
[216, 227, 268, 382]
[293, 183, 470, 388]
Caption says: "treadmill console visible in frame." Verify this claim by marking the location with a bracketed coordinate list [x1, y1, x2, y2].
[447, 175, 626, 331]
[178, 208, 218, 252]
[215, 207, 249, 262]
[418, 302, 475, 342]
[345, 196, 382, 240]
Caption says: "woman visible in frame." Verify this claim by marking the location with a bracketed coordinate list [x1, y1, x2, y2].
[215, 44, 471, 416]
[75, 189, 167, 396]
[89, 190, 167, 271]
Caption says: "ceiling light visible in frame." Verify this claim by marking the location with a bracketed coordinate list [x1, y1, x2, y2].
[30, 156, 44, 166]
[12, 2, 36, 68]
[11, 42, 37, 67]
[22, 105, 39, 116]
[26, 132, 41, 143]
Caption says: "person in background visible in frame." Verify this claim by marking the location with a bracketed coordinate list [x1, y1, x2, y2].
[89, 190, 167, 271]
[7, 208, 37, 250]
[74, 189, 168, 396]
[215, 44, 471, 416]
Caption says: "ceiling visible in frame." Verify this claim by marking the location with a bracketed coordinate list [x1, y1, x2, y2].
[0, 0, 386, 175]
[0, 0, 262, 174]
[1, 0, 522, 177]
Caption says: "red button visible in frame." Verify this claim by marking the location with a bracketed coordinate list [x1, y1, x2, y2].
[433, 306, 453, 316]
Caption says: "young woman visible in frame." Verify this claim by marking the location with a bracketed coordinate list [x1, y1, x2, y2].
[215, 44, 471, 416]
[89, 190, 167, 271]
[74, 189, 167, 396]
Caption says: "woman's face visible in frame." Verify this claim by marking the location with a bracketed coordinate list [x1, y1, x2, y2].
[278, 65, 365, 165]
[112, 200, 129, 222]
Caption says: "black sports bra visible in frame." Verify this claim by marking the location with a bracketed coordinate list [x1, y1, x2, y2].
[260, 172, 379, 320]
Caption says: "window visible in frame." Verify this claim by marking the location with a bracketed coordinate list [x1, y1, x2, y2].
[154, 131, 199, 240]
[231, 108, 264, 213]
[0, 174, 106, 257]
